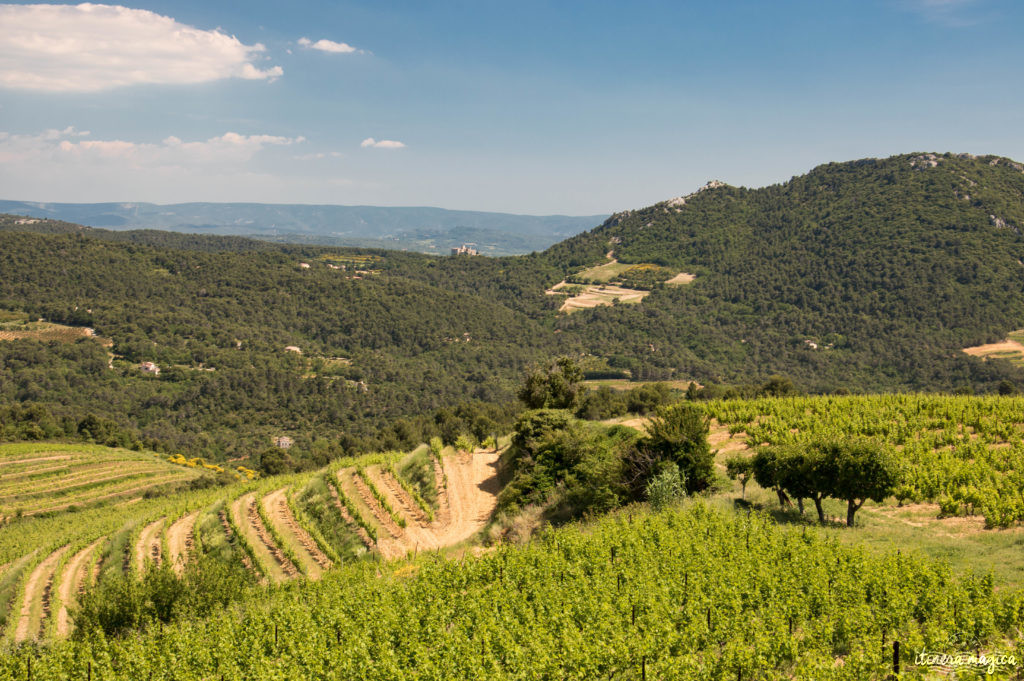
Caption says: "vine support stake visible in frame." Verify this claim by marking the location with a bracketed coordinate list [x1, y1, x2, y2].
[641, 656, 646, 681]
[632, 604, 636, 626]
[893, 640, 900, 676]
[275, 622, 279, 647]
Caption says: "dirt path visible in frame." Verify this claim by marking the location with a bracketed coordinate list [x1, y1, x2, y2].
[166, 511, 199, 575]
[55, 537, 104, 638]
[230, 493, 298, 583]
[218, 510, 265, 585]
[350, 471, 405, 539]
[435, 450, 501, 546]
[134, 518, 165, 573]
[339, 469, 408, 560]
[432, 455, 452, 526]
[263, 489, 332, 579]
[365, 466, 439, 554]
[326, 481, 375, 549]
[14, 545, 69, 642]
[709, 420, 749, 455]
[377, 467, 430, 526]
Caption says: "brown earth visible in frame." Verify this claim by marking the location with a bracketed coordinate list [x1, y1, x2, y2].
[963, 338, 1024, 358]
[55, 537, 104, 637]
[709, 421, 750, 455]
[263, 488, 332, 578]
[166, 511, 199, 576]
[365, 466, 439, 554]
[435, 449, 501, 547]
[14, 545, 69, 642]
[218, 510, 265, 585]
[6, 465, 170, 499]
[432, 455, 452, 526]
[27, 474, 188, 515]
[0, 461, 134, 493]
[326, 480, 375, 549]
[350, 471, 405, 540]
[134, 518, 165, 573]
[231, 493, 298, 583]
[665, 272, 696, 285]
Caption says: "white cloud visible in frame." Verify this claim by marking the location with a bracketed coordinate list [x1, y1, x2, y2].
[361, 137, 406, 149]
[0, 127, 302, 166]
[0, 3, 282, 92]
[298, 37, 361, 54]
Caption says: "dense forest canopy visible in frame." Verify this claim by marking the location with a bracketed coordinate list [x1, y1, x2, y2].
[2, 152, 1024, 464]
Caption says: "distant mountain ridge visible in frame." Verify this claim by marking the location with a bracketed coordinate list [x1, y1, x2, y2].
[0, 200, 606, 256]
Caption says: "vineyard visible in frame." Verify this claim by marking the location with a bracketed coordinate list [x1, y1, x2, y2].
[0, 441, 499, 643]
[2, 502, 1021, 679]
[0, 443, 201, 519]
[4, 395, 1024, 676]
[703, 394, 1024, 528]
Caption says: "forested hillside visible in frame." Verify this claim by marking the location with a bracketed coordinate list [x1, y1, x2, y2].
[3, 153, 1024, 467]
[0, 222, 566, 464]
[548, 153, 1024, 390]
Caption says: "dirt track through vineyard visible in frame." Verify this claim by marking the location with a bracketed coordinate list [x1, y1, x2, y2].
[55, 537, 104, 637]
[436, 450, 501, 547]
[263, 488, 332, 578]
[15, 545, 68, 642]
[326, 480, 375, 549]
[166, 511, 199, 575]
[366, 466, 439, 554]
[230, 493, 298, 583]
[134, 518, 165, 572]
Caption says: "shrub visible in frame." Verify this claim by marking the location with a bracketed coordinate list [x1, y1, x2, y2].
[646, 463, 686, 511]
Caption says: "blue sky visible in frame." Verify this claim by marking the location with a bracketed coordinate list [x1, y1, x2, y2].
[0, 0, 1022, 214]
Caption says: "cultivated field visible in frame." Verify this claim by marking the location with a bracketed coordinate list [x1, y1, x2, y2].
[0, 441, 502, 641]
[963, 329, 1024, 364]
[0, 310, 111, 346]
[546, 259, 695, 313]
[553, 283, 650, 312]
[0, 443, 200, 519]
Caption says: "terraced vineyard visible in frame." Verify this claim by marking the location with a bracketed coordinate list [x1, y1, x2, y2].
[0, 441, 502, 642]
[0, 443, 201, 519]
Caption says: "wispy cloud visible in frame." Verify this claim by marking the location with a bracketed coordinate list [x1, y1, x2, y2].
[298, 37, 363, 54]
[360, 137, 406, 149]
[0, 127, 302, 166]
[0, 126, 370, 203]
[0, 3, 282, 93]
[903, 0, 987, 26]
